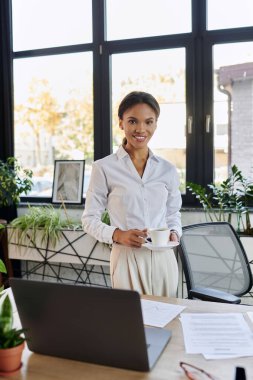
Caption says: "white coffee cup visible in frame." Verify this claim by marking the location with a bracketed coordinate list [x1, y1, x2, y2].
[148, 227, 170, 246]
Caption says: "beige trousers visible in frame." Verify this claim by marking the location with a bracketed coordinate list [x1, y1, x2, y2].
[110, 244, 178, 297]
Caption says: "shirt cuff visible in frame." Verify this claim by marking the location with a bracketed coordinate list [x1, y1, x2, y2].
[103, 225, 119, 245]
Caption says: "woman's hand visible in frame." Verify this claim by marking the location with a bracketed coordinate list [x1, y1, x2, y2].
[169, 230, 180, 242]
[113, 228, 147, 248]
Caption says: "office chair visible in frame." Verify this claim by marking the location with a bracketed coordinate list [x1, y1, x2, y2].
[178, 222, 253, 304]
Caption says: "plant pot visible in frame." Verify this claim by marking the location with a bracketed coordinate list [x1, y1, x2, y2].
[0, 341, 24, 375]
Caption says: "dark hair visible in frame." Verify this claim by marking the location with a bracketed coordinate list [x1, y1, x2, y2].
[118, 91, 160, 120]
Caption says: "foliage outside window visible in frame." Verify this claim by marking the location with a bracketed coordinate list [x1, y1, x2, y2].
[0, 157, 33, 207]
[14, 53, 93, 198]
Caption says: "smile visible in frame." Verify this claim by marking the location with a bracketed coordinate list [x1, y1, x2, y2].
[133, 135, 146, 142]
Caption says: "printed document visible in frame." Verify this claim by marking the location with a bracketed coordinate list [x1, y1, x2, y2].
[141, 299, 185, 327]
[180, 313, 253, 359]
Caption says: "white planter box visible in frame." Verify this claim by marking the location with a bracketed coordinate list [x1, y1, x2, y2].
[8, 228, 110, 266]
[7, 228, 111, 287]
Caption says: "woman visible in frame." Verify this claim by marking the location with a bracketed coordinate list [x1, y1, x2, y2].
[82, 91, 182, 296]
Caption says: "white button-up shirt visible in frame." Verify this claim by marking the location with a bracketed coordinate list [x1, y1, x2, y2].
[82, 145, 182, 244]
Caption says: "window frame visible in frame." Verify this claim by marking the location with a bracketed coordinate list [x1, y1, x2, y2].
[1, 0, 253, 206]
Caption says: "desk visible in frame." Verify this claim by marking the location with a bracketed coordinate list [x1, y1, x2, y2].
[3, 297, 253, 380]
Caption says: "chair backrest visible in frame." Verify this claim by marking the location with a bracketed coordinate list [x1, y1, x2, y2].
[178, 222, 253, 298]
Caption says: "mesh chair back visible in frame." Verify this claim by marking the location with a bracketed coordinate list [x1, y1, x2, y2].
[179, 222, 253, 298]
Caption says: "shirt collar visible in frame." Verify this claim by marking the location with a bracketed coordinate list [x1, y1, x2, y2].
[116, 145, 159, 162]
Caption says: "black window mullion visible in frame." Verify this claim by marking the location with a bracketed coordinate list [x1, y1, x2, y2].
[184, 40, 197, 206]
[192, 0, 215, 187]
[193, 0, 213, 189]
[184, 0, 209, 206]
[0, 0, 14, 159]
[202, 37, 214, 186]
[93, 0, 111, 160]
[13, 44, 94, 59]
[105, 34, 194, 55]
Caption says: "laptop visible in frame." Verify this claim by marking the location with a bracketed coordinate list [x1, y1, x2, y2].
[10, 278, 171, 372]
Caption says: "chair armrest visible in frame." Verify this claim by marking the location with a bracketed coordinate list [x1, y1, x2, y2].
[189, 287, 241, 304]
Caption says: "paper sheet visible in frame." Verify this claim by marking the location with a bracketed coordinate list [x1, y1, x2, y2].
[247, 311, 253, 324]
[141, 299, 186, 327]
[180, 313, 253, 359]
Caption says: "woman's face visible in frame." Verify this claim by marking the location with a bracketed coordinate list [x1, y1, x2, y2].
[119, 103, 157, 150]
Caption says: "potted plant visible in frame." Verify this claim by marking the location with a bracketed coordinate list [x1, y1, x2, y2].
[9, 204, 82, 248]
[0, 259, 26, 374]
[187, 165, 253, 236]
[0, 157, 33, 222]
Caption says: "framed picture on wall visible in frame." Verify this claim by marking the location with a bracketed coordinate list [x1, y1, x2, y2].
[52, 160, 85, 204]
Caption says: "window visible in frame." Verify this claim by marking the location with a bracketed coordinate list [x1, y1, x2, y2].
[111, 49, 186, 191]
[11, 0, 93, 198]
[207, 0, 253, 30]
[106, 0, 191, 40]
[1, 0, 253, 205]
[14, 53, 93, 197]
[213, 42, 253, 182]
[12, 0, 92, 51]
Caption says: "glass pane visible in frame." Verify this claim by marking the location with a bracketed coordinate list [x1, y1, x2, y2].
[12, 0, 92, 51]
[208, 0, 253, 30]
[213, 42, 253, 183]
[106, 0, 191, 40]
[13, 52, 93, 198]
[111, 49, 186, 193]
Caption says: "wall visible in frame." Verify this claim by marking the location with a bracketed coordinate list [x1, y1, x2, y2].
[17, 205, 252, 229]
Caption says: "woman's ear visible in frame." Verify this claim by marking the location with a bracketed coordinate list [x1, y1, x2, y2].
[119, 119, 124, 130]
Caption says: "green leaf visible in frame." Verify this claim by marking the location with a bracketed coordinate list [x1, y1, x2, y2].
[10, 204, 82, 247]
[0, 259, 7, 274]
[0, 295, 13, 332]
[101, 210, 110, 225]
